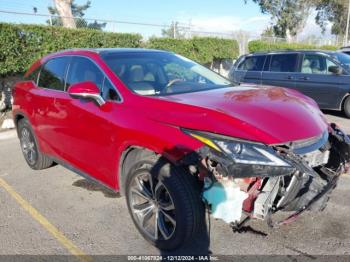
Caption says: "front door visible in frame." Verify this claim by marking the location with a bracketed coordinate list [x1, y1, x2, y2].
[294, 54, 344, 109]
[54, 56, 122, 187]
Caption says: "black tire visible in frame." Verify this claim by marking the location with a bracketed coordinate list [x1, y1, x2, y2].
[18, 118, 53, 170]
[343, 96, 350, 118]
[125, 153, 204, 250]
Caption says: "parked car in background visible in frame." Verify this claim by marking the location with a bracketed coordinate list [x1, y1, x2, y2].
[13, 48, 350, 250]
[339, 46, 350, 56]
[229, 50, 350, 118]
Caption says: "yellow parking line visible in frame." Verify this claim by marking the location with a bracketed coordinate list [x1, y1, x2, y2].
[0, 177, 91, 262]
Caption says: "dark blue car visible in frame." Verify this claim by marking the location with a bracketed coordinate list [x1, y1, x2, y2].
[229, 50, 350, 118]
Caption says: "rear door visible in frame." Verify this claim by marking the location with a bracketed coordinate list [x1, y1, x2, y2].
[294, 53, 343, 109]
[34, 56, 70, 156]
[261, 53, 300, 89]
[232, 55, 266, 84]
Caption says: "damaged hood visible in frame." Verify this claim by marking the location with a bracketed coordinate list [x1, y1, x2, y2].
[147, 85, 328, 145]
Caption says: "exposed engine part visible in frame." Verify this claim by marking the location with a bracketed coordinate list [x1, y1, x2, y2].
[270, 168, 339, 227]
[253, 177, 280, 220]
[206, 158, 223, 180]
[276, 172, 301, 209]
[301, 149, 330, 167]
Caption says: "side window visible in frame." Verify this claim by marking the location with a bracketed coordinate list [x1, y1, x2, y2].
[102, 77, 120, 101]
[301, 54, 337, 74]
[270, 54, 298, 72]
[67, 57, 120, 101]
[66, 57, 104, 90]
[326, 58, 338, 74]
[38, 57, 69, 91]
[25, 66, 41, 83]
[238, 56, 266, 71]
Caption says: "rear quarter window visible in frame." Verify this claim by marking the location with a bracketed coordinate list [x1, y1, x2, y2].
[25, 66, 41, 83]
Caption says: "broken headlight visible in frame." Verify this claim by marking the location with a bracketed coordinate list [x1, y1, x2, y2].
[215, 141, 290, 167]
[185, 129, 290, 167]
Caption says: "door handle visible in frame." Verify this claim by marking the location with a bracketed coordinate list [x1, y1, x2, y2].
[286, 76, 294, 80]
[299, 76, 310, 80]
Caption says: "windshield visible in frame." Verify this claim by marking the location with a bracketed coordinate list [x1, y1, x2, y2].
[331, 52, 350, 67]
[100, 51, 232, 96]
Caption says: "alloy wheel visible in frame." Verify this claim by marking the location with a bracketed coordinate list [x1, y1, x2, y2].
[20, 127, 37, 165]
[128, 172, 176, 241]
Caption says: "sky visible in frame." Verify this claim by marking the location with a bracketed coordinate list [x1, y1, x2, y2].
[0, 0, 333, 39]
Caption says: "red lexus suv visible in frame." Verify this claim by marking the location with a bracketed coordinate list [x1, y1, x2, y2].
[13, 48, 350, 250]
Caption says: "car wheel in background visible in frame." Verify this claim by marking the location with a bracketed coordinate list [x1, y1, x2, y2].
[18, 118, 53, 170]
[344, 96, 350, 118]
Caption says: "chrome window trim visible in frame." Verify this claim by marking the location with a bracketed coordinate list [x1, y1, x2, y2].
[69, 92, 106, 106]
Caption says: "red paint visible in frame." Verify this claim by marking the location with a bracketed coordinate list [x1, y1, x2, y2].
[67, 81, 100, 95]
[13, 49, 329, 191]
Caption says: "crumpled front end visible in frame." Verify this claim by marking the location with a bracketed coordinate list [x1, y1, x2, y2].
[181, 124, 350, 228]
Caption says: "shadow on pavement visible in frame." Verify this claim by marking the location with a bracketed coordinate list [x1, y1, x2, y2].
[72, 179, 121, 198]
[322, 109, 346, 118]
[232, 225, 267, 237]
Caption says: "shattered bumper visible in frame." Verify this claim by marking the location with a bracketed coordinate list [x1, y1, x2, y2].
[188, 124, 350, 227]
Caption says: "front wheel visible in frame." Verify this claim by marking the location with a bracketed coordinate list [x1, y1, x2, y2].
[125, 154, 204, 250]
[343, 96, 350, 118]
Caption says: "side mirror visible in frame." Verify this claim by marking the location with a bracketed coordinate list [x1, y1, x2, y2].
[67, 81, 105, 106]
[328, 65, 343, 75]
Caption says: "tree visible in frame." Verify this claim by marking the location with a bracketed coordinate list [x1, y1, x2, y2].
[48, 0, 106, 30]
[161, 22, 186, 39]
[246, 0, 312, 39]
[313, 0, 348, 37]
[261, 26, 275, 37]
[51, 0, 75, 28]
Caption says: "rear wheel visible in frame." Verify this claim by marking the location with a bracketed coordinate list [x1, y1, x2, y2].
[125, 154, 204, 250]
[343, 96, 350, 118]
[18, 118, 53, 170]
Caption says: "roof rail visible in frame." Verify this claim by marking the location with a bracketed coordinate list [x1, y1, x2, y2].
[54, 48, 99, 53]
[250, 48, 330, 54]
